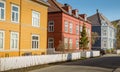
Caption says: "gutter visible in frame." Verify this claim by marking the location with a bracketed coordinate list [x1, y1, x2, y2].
[33, 0, 50, 7]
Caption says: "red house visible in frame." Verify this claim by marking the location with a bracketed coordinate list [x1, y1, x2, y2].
[47, 0, 91, 52]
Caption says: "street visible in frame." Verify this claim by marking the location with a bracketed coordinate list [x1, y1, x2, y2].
[29, 54, 120, 72]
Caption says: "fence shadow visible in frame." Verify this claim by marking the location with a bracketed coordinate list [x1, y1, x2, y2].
[67, 53, 72, 61]
[63, 56, 120, 69]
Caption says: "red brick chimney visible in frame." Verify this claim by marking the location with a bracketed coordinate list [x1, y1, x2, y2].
[62, 3, 72, 15]
[79, 14, 87, 21]
[72, 9, 79, 17]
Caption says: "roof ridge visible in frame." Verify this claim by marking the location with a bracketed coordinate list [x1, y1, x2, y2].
[51, 0, 63, 12]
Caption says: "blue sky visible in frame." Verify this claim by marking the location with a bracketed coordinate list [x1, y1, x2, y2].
[57, 0, 120, 21]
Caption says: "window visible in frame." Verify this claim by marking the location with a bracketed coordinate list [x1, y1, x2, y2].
[80, 26, 82, 32]
[103, 29, 107, 36]
[64, 38, 68, 49]
[48, 38, 54, 48]
[64, 21, 68, 32]
[110, 29, 112, 37]
[110, 39, 112, 47]
[32, 35, 39, 49]
[48, 21, 54, 32]
[69, 38, 72, 49]
[11, 4, 19, 23]
[69, 23, 73, 33]
[10, 32, 19, 50]
[76, 25, 79, 35]
[76, 39, 79, 49]
[0, 31, 4, 50]
[32, 11, 40, 27]
[0, 1, 5, 20]
[88, 28, 90, 36]
[103, 41, 107, 47]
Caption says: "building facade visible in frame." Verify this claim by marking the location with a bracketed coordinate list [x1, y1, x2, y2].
[47, 0, 91, 52]
[0, 0, 49, 57]
[88, 10, 116, 50]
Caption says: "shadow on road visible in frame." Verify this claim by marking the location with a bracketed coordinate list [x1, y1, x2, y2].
[63, 56, 120, 69]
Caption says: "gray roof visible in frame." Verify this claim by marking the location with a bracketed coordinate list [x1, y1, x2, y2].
[87, 13, 101, 26]
[88, 12, 113, 27]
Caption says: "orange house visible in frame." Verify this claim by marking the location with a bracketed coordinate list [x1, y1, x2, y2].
[0, 0, 49, 57]
[47, 0, 91, 52]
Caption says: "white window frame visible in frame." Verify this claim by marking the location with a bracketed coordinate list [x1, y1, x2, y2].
[103, 40, 107, 48]
[76, 25, 79, 35]
[0, 30, 5, 50]
[48, 21, 54, 32]
[76, 39, 79, 49]
[88, 28, 90, 37]
[64, 21, 68, 33]
[32, 11, 40, 27]
[32, 34, 39, 50]
[69, 23, 73, 33]
[69, 38, 72, 49]
[64, 38, 68, 49]
[11, 4, 19, 23]
[48, 38, 54, 48]
[0, 1, 5, 21]
[10, 32, 19, 50]
[80, 26, 82, 32]
[103, 29, 107, 36]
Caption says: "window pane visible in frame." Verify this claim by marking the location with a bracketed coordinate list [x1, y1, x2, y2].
[50, 22, 53, 25]
[0, 2, 4, 8]
[37, 19, 39, 26]
[16, 13, 18, 22]
[51, 43, 54, 48]
[12, 34, 17, 38]
[49, 39, 53, 42]
[15, 40, 17, 48]
[0, 39, 3, 48]
[1, 9, 4, 19]
[32, 41, 34, 48]
[12, 12, 15, 21]
[13, 6, 18, 11]
[11, 39, 14, 48]
[36, 41, 38, 48]
[32, 36, 38, 40]
[0, 32, 3, 38]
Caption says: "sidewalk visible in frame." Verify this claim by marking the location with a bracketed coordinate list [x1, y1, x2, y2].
[113, 68, 120, 72]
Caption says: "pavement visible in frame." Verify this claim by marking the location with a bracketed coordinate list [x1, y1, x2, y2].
[29, 54, 120, 72]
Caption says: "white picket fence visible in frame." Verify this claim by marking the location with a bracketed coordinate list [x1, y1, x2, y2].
[81, 51, 100, 58]
[0, 51, 100, 71]
[116, 49, 120, 54]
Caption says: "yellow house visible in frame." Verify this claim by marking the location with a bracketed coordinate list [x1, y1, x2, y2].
[0, 0, 49, 57]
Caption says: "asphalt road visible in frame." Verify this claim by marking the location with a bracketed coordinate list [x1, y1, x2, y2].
[29, 54, 120, 72]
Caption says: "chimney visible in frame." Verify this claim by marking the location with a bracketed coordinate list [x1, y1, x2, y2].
[72, 9, 79, 17]
[62, 3, 72, 15]
[96, 9, 99, 13]
[79, 14, 87, 21]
